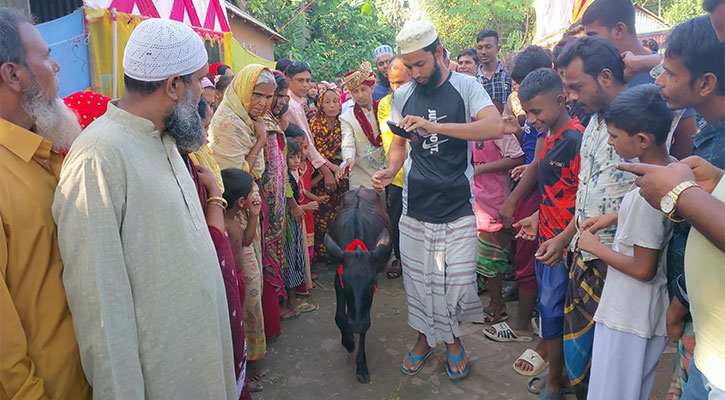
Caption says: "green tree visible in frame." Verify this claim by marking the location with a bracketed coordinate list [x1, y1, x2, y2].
[662, 0, 706, 25]
[244, 0, 396, 80]
[421, 0, 535, 60]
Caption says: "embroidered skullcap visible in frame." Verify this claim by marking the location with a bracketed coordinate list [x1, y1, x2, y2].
[123, 18, 208, 82]
[343, 61, 376, 90]
[63, 91, 112, 130]
[396, 19, 438, 55]
[373, 45, 394, 60]
[202, 77, 215, 89]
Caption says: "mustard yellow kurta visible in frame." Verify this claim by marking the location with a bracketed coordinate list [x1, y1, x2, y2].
[0, 118, 91, 399]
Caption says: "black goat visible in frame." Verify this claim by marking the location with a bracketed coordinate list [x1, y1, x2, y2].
[324, 187, 392, 383]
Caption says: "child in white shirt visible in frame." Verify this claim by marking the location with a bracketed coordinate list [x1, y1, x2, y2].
[577, 85, 675, 400]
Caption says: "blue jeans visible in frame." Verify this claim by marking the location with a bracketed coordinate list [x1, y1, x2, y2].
[681, 361, 725, 400]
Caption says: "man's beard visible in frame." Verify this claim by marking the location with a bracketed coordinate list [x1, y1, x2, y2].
[416, 62, 443, 95]
[164, 88, 205, 154]
[377, 70, 390, 88]
[21, 79, 81, 153]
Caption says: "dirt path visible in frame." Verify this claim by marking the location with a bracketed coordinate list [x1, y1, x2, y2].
[251, 266, 675, 400]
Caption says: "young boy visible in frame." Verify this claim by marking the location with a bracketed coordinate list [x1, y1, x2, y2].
[490, 68, 584, 399]
[578, 84, 675, 400]
[474, 101, 525, 325]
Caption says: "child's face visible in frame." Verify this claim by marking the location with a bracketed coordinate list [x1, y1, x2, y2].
[606, 123, 645, 160]
[295, 136, 309, 160]
[288, 153, 302, 169]
[520, 91, 564, 133]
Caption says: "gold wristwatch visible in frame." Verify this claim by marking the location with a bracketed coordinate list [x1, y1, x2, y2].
[660, 181, 699, 222]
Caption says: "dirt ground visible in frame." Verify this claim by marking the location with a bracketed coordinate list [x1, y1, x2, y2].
[252, 265, 676, 400]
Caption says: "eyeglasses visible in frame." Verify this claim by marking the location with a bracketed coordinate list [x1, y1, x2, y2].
[290, 61, 310, 69]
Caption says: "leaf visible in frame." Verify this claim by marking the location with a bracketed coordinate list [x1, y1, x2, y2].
[361, 2, 373, 15]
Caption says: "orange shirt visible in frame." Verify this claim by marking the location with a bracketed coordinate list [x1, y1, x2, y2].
[0, 118, 91, 399]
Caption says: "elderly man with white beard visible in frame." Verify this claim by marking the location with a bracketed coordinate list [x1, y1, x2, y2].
[0, 8, 90, 399]
[52, 18, 237, 399]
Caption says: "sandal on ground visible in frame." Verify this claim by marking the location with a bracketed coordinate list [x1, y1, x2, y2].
[513, 348, 548, 376]
[482, 307, 509, 324]
[537, 387, 565, 400]
[527, 375, 575, 395]
[482, 321, 533, 342]
[297, 301, 318, 313]
[400, 349, 434, 376]
[386, 260, 402, 279]
[280, 309, 300, 321]
[445, 348, 470, 380]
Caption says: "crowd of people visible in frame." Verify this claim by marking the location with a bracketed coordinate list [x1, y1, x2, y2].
[1, 0, 724, 398]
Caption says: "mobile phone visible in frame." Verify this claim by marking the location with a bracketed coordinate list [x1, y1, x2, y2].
[387, 120, 413, 139]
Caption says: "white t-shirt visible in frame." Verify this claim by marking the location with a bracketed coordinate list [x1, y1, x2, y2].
[593, 187, 673, 338]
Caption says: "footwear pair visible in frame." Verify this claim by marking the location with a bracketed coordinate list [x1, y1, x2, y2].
[400, 347, 471, 380]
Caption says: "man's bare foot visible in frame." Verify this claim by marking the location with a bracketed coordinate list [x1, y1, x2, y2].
[514, 338, 547, 373]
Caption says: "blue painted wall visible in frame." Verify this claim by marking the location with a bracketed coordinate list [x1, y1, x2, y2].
[36, 8, 91, 98]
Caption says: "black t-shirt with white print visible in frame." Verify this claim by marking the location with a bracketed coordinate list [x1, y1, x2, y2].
[389, 71, 493, 224]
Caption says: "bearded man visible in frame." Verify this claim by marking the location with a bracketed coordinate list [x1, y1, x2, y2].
[372, 44, 394, 101]
[0, 8, 90, 399]
[52, 18, 237, 398]
[339, 61, 387, 190]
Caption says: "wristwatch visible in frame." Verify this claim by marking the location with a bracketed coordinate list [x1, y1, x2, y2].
[660, 181, 699, 222]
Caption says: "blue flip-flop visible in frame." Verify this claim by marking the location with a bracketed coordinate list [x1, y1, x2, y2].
[445, 348, 471, 380]
[400, 349, 434, 376]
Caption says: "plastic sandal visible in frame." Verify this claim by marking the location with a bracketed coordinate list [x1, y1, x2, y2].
[445, 348, 470, 380]
[400, 349, 433, 376]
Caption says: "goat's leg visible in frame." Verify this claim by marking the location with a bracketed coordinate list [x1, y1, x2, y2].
[334, 281, 355, 353]
[355, 330, 370, 383]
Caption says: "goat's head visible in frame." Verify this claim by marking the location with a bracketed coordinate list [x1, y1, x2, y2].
[325, 230, 391, 333]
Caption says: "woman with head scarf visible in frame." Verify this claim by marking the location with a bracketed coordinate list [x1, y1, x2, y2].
[308, 87, 349, 262]
[255, 71, 291, 342]
[208, 65, 279, 362]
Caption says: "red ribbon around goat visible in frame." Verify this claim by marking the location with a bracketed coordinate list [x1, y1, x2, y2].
[337, 239, 376, 292]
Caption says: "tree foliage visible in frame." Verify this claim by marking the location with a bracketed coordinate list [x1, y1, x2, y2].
[662, 0, 706, 25]
[244, 0, 396, 80]
[420, 0, 534, 61]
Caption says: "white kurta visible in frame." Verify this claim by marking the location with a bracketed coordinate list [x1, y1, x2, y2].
[52, 103, 237, 399]
[340, 106, 387, 190]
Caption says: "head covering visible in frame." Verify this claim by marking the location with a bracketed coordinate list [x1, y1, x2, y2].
[63, 91, 112, 129]
[220, 64, 272, 128]
[396, 19, 438, 55]
[208, 63, 231, 79]
[202, 77, 215, 89]
[123, 19, 207, 82]
[343, 61, 376, 91]
[373, 45, 394, 60]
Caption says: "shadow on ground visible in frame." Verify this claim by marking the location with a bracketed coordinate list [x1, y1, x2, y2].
[254, 266, 676, 400]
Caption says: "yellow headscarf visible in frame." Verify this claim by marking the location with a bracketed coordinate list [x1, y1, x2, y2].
[208, 64, 272, 178]
[219, 64, 272, 128]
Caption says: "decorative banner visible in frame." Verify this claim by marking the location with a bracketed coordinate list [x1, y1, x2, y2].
[572, 0, 597, 22]
[36, 8, 91, 97]
[533, 0, 574, 46]
[83, 0, 230, 32]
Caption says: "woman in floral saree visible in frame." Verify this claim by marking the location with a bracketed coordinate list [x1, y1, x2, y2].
[309, 88, 348, 263]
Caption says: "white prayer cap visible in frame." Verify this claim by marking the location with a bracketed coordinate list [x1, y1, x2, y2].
[396, 19, 438, 55]
[123, 18, 208, 82]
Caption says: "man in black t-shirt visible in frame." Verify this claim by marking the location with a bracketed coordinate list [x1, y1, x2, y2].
[372, 19, 504, 380]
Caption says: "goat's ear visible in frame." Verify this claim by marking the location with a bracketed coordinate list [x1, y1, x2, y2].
[324, 234, 344, 262]
[372, 230, 392, 272]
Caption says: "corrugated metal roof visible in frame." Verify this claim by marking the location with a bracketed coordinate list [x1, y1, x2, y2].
[635, 4, 670, 34]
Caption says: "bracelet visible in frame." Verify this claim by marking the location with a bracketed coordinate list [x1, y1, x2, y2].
[207, 196, 228, 210]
